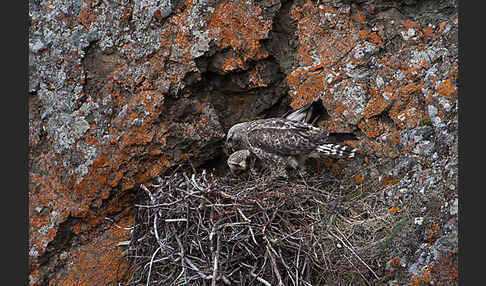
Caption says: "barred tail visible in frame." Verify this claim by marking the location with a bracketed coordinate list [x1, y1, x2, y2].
[316, 144, 357, 158]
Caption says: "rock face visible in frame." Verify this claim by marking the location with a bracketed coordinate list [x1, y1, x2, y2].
[29, 0, 458, 285]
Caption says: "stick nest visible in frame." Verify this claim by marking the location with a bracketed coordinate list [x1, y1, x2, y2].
[121, 167, 396, 285]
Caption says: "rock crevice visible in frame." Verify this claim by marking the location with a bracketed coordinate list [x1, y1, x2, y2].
[29, 0, 458, 284]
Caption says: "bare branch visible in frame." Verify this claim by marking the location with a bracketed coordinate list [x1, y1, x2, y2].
[125, 167, 388, 286]
[145, 247, 160, 286]
[330, 230, 380, 280]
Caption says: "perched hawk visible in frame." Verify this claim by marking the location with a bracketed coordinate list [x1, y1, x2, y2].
[226, 98, 325, 175]
[226, 108, 357, 178]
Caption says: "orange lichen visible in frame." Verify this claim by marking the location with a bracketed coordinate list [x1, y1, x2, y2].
[30, 269, 41, 286]
[354, 173, 365, 183]
[421, 265, 433, 283]
[436, 79, 457, 98]
[401, 19, 419, 30]
[121, 7, 132, 22]
[94, 174, 107, 185]
[358, 29, 369, 39]
[438, 21, 447, 35]
[72, 223, 84, 236]
[287, 70, 326, 109]
[291, 1, 358, 68]
[427, 224, 440, 246]
[384, 81, 427, 130]
[223, 57, 245, 73]
[358, 29, 383, 45]
[389, 206, 399, 215]
[77, 8, 98, 29]
[410, 252, 458, 285]
[92, 153, 107, 169]
[431, 252, 458, 283]
[352, 10, 366, 24]
[364, 86, 395, 119]
[422, 26, 436, 41]
[368, 31, 384, 45]
[209, 0, 272, 61]
[31, 74, 171, 280]
[248, 64, 269, 87]
[56, 216, 134, 286]
[382, 176, 402, 186]
[449, 65, 459, 76]
[410, 274, 420, 286]
[388, 257, 401, 271]
[121, 183, 135, 191]
[109, 171, 124, 187]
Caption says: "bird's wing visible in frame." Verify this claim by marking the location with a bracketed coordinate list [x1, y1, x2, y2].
[282, 97, 324, 125]
[247, 119, 327, 156]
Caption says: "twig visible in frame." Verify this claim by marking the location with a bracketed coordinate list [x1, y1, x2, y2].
[184, 257, 212, 280]
[211, 232, 221, 286]
[265, 237, 283, 286]
[330, 230, 380, 280]
[238, 208, 258, 245]
[241, 263, 272, 286]
[221, 274, 232, 285]
[145, 247, 160, 286]
[173, 227, 186, 282]
[277, 248, 296, 286]
[153, 214, 168, 254]
[296, 241, 301, 286]
[344, 255, 371, 286]
[165, 218, 188, 223]
[134, 199, 183, 208]
[140, 184, 156, 203]
[104, 217, 134, 230]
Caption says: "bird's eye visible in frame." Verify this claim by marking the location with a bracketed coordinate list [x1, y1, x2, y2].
[240, 161, 246, 168]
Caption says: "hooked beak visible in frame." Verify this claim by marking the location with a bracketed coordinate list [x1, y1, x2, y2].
[225, 139, 234, 154]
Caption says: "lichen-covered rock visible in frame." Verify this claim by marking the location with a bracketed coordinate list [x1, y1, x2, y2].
[29, 0, 458, 284]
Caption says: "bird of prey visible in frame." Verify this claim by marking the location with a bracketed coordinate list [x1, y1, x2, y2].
[227, 149, 256, 175]
[226, 98, 325, 175]
[226, 99, 357, 177]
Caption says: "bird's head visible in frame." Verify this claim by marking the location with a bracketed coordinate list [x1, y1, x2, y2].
[227, 150, 251, 175]
[225, 122, 248, 152]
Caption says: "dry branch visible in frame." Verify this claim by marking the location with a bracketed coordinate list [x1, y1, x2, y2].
[120, 167, 394, 285]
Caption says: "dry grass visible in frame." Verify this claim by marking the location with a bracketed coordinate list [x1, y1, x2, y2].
[120, 165, 399, 285]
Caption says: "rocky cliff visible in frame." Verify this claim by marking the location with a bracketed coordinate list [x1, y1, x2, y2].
[29, 0, 458, 284]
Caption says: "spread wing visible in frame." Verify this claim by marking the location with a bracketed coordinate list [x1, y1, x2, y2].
[282, 97, 325, 125]
[247, 118, 328, 156]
